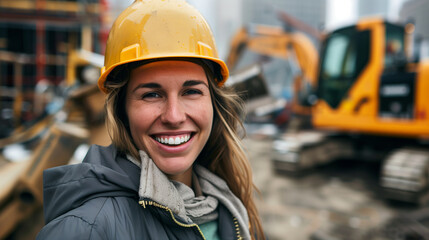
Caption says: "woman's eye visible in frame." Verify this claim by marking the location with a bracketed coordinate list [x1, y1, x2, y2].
[142, 92, 161, 99]
[183, 89, 202, 96]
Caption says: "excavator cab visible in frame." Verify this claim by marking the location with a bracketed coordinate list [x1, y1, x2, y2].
[317, 25, 371, 109]
[313, 18, 429, 138]
[317, 21, 406, 110]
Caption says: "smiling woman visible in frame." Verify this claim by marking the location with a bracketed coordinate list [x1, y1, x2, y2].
[125, 61, 213, 185]
[37, 0, 265, 240]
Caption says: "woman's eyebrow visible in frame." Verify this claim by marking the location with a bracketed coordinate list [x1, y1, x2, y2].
[132, 83, 161, 92]
[183, 80, 209, 88]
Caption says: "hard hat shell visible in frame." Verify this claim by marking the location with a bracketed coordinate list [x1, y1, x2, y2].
[98, 0, 229, 93]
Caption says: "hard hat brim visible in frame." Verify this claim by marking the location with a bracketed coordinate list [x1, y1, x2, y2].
[98, 55, 229, 94]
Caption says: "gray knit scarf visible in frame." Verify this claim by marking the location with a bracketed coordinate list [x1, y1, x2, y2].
[127, 150, 251, 240]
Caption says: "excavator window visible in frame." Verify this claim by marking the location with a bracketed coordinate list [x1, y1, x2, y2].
[318, 27, 370, 109]
[384, 23, 405, 71]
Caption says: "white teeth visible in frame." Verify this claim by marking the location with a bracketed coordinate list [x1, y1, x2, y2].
[155, 134, 191, 146]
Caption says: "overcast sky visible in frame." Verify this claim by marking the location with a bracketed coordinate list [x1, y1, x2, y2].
[325, 0, 358, 30]
[326, 0, 407, 30]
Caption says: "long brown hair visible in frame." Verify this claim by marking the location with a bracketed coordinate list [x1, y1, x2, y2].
[104, 60, 265, 240]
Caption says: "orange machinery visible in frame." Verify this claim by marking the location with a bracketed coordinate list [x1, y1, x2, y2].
[226, 24, 319, 124]
[272, 17, 429, 204]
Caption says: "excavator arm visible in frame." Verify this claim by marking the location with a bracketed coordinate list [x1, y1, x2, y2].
[226, 25, 318, 118]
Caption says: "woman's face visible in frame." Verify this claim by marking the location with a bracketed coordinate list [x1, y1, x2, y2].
[125, 60, 213, 184]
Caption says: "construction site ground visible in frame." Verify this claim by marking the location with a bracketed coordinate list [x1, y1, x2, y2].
[245, 124, 425, 240]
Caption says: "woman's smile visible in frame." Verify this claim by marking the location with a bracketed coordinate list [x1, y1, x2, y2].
[153, 133, 192, 146]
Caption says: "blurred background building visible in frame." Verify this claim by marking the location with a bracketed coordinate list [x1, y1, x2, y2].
[399, 0, 429, 59]
[358, 0, 390, 18]
[242, 0, 326, 30]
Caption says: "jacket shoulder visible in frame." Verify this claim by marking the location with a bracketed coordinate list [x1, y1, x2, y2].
[38, 196, 159, 240]
[37, 197, 113, 240]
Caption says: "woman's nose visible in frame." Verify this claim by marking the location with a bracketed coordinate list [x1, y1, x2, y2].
[160, 97, 186, 126]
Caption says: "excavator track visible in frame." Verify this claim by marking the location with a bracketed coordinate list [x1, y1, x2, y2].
[380, 148, 429, 204]
[272, 131, 355, 173]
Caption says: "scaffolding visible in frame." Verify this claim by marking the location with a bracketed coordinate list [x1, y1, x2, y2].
[0, 0, 109, 136]
[0, 1, 109, 238]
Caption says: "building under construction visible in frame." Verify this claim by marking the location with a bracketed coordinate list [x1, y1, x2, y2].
[0, 0, 110, 239]
[0, 0, 109, 137]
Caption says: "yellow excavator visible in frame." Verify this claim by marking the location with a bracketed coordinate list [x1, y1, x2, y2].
[225, 24, 319, 125]
[272, 17, 429, 204]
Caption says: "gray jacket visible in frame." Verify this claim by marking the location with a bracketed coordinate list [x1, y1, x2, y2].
[37, 145, 242, 240]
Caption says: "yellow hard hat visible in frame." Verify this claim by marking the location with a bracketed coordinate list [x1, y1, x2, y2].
[98, 0, 229, 93]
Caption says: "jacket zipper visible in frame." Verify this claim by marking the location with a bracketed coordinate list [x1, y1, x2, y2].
[139, 200, 206, 240]
[233, 217, 243, 240]
[140, 200, 243, 240]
